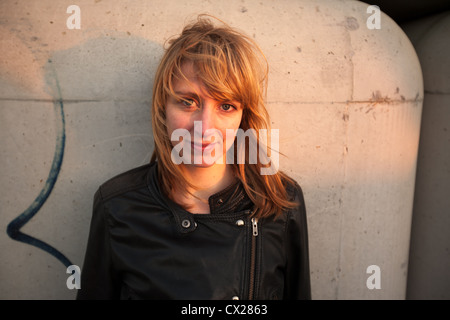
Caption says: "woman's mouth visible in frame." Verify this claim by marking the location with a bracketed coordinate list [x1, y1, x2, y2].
[191, 141, 216, 151]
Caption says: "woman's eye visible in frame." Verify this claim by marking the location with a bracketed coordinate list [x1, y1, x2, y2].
[181, 99, 196, 107]
[221, 104, 235, 111]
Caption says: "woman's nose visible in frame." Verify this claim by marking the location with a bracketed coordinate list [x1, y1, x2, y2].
[194, 103, 216, 136]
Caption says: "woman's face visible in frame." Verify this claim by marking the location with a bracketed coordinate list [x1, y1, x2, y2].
[165, 61, 243, 167]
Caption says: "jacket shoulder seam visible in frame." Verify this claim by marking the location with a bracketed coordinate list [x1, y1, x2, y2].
[99, 163, 152, 201]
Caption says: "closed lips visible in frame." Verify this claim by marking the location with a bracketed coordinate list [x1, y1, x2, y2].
[192, 141, 216, 149]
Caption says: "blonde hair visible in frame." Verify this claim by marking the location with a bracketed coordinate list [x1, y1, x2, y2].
[150, 14, 298, 219]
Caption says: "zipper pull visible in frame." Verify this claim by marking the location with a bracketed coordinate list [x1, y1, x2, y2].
[251, 217, 258, 236]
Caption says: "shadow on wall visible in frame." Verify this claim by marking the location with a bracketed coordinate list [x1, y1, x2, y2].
[401, 11, 450, 300]
[4, 34, 160, 284]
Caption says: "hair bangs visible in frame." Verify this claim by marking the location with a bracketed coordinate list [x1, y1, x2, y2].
[166, 20, 265, 108]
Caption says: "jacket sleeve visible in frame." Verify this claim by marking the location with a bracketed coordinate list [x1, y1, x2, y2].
[76, 188, 120, 299]
[284, 183, 311, 300]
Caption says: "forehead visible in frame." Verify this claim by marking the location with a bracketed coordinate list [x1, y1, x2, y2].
[173, 61, 199, 85]
[172, 61, 209, 95]
[170, 59, 242, 104]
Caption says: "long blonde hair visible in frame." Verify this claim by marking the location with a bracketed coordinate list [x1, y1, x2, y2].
[150, 14, 298, 219]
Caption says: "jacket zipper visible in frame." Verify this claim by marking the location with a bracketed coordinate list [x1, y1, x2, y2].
[248, 217, 258, 300]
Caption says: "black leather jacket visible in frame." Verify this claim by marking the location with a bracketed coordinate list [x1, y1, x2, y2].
[77, 162, 311, 300]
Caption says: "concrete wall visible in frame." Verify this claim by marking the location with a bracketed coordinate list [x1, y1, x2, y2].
[0, 0, 423, 299]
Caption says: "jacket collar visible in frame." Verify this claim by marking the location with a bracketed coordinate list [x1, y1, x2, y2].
[146, 162, 254, 233]
[208, 179, 253, 214]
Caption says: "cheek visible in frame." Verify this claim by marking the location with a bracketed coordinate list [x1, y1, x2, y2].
[165, 107, 190, 140]
[221, 112, 243, 148]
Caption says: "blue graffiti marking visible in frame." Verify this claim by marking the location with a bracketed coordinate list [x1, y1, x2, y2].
[6, 93, 73, 268]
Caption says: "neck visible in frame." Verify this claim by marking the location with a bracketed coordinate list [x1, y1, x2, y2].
[182, 163, 235, 196]
[172, 163, 236, 214]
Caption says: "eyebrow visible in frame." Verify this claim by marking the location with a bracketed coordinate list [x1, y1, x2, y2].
[174, 91, 199, 97]
[173, 90, 242, 107]
[173, 91, 202, 102]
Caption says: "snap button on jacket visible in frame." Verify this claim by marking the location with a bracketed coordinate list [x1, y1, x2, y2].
[77, 163, 311, 300]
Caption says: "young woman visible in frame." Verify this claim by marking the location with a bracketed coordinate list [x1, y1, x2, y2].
[77, 15, 310, 300]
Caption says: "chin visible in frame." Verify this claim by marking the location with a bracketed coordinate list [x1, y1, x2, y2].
[191, 163, 216, 168]
[189, 155, 225, 168]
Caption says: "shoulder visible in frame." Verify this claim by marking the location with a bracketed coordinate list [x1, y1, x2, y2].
[281, 173, 305, 207]
[97, 163, 154, 201]
[277, 174, 307, 226]
[281, 177, 308, 236]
